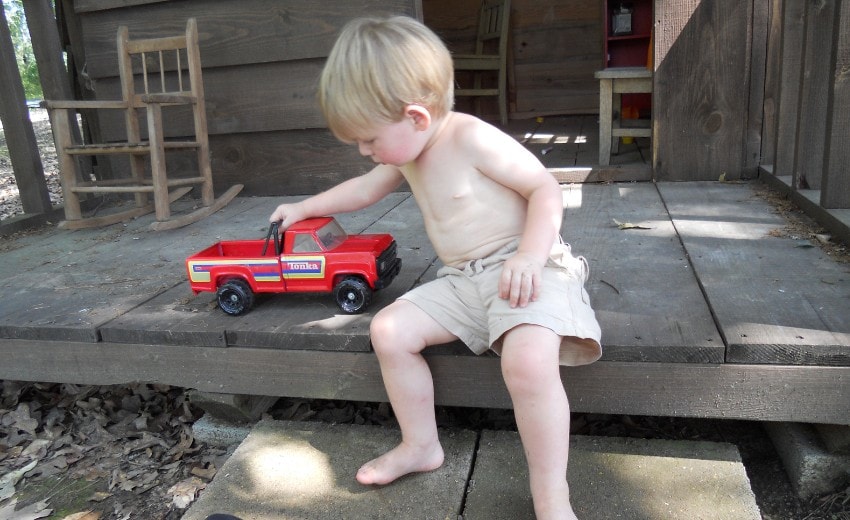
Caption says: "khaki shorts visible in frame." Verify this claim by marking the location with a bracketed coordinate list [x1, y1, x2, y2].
[400, 240, 602, 366]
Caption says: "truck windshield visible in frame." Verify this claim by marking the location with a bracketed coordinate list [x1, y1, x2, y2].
[317, 220, 347, 250]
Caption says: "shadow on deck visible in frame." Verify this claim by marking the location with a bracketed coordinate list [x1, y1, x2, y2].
[0, 117, 847, 425]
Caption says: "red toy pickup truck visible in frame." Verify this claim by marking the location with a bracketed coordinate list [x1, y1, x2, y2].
[186, 217, 401, 315]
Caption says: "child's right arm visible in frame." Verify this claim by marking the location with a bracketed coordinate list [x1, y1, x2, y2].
[270, 164, 405, 228]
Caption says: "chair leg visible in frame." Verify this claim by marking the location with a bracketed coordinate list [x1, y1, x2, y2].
[146, 103, 170, 221]
[598, 78, 613, 166]
[50, 108, 83, 220]
[611, 93, 621, 155]
[498, 66, 507, 126]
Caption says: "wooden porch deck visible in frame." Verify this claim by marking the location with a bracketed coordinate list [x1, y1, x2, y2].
[1, 176, 848, 425]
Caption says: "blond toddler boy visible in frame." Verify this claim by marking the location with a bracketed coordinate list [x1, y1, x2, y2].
[270, 16, 601, 519]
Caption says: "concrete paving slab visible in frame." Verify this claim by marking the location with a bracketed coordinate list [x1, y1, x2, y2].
[182, 419, 476, 520]
[464, 430, 761, 520]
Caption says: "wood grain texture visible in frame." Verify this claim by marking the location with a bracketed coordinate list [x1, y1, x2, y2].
[771, 0, 806, 179]
[0, 338, 848, 423]
[791, 0, 838, 190]
[821, 0, 850, 209]
[561, 183, 725, 363]
[77, 1, 420, 77]
[654, 0, 751, 181]
[659, 181, 850, 365]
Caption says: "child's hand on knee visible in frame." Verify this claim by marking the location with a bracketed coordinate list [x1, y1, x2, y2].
[499, 252, 544, 308]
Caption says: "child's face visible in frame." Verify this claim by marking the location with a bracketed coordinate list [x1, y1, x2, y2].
[355, 117, 425, 167]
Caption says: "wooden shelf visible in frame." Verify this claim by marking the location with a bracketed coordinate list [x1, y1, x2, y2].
[603, 0, 653, 115]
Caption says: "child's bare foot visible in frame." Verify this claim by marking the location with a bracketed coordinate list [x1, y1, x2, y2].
[356, 441, 444, 485]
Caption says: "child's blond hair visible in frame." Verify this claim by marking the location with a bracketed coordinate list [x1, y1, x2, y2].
[319, 16, 454, 142]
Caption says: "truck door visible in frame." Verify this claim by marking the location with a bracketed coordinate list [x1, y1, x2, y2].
[280, 232, 327, 292]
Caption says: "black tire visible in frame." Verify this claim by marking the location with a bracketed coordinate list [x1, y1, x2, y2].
[216, 279, 254, 316]
[333, 276, 372, 314]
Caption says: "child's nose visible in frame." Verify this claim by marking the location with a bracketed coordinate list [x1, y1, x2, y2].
[358, 142, 371, 157]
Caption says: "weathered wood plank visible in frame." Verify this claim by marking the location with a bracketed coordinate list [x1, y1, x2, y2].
[744, 0, 768, 178]
[561, 183, 725, 363]
[209, 130, 371, 197]
[0, 2, 52, 214]
[771, 0, 805, 179]
[87, 58, 328, 137]
[73, 0, 167, 13]
[659, 181, 850, 365]
[425, 0, 603, 118]
[821, 0, 850, 209]
[98, 194, 434, 351]
[654, 0, 751, 181]
[759, 0, 783, 167]
[77, 0, 421, 78]
[0, 196, 267, 342]
[1, 338, 848, 424]
[791, 0, 838, 190]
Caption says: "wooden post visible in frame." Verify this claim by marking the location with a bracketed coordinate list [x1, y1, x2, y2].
[22, 0, 94, 189]
[21, 0, 70, 102]
[821, 0, 850, 209]
[0, 0, 51, 215]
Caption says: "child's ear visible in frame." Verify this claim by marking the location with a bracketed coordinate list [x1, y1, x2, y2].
[405, 105, 432, 131]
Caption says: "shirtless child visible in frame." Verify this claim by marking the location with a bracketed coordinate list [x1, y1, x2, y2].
[270, 16, 601, 519]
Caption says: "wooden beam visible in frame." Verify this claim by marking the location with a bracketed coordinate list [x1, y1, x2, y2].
[821, 0, 850, 209]
[0, 338, 848, 425]
[0, 0, 52, 215]
[22, 0, 71, 101]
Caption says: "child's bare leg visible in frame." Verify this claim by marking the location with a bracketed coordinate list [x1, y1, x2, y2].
[357, 300, 459, 486]
[501, 325, 578, 520]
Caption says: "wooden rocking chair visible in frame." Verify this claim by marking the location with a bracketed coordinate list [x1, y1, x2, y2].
[453, 0, 511, 126]
[44, 18, 242, 231]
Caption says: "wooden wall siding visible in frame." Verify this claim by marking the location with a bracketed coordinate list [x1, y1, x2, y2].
[423, 0, 603, 119]
[743, 0, 769, 178]
[771, 0, 805, 181]
[791, 0, 839, 190]
[759, 0, 783, 168]
[822, 0, 850, 209]
[653, 0, 752, 181]
[66, 0, 421, 196]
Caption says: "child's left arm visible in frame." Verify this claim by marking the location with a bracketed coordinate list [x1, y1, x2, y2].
[471, 125, 564, 308]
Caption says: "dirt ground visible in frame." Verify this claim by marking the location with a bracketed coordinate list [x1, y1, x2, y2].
[1, 110, 849, 519]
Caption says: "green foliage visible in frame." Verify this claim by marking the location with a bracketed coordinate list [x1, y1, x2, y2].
[3, 0, 43, 100]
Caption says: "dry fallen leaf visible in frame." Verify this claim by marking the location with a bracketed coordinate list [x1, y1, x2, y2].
[613, 218, 652, 230]
[0, 499, 52, 520]
[168, 476, 207, 509]
[61, 511, 102, 520]
[0, 459, 38, 501]
[190, 462, 217, 480]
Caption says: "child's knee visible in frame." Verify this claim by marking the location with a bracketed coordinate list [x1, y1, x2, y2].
[500, 327, 561, 390]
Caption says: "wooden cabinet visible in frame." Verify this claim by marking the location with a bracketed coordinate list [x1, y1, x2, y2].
[602, 0, 652, 115]
[603, 0, 653, 68]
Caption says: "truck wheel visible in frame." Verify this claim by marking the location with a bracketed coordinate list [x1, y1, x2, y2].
[334, 276, 372, 314]
[217, 279, 254, 316]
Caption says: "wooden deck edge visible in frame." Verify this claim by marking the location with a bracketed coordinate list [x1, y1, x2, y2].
[758, 168, 850, 246]
[0, 338, 847, 425]
[549, 165, 652, 184]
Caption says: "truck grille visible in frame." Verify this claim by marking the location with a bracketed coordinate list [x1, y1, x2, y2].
[377, 241, 398, 275]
